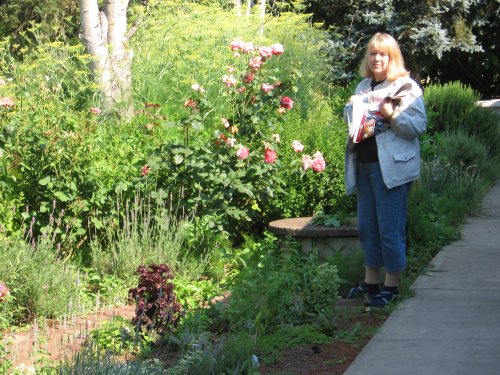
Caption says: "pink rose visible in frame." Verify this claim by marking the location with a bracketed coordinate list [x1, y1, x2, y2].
[222, 74, 237, 87]
[90, 107, 101, 115]
[230, 40, 245, 51]
[302, 155, 313, 171]
[241, 42, 255, 53]
[0, 283, 10, 302]
[311, 152, 326, 172]
[258, 46, 273, 58]
[236, 146, 250, 160]
[184, 99, 198, 109]
[221, 118, 230, 128]
[0, 97, 15, 108]
[291, 140, 304, 152]
[0, 78, 6, 85]
[249, 56, 264, 69]
[227, 66, 236, 73]
[244, 73, 255, 84]
[264, 148, 277, 164]
[270, 43, 284, 55]
[140, 165, 151, 176]
[280, 96, 294, 110]
[261, 83, 275, 93]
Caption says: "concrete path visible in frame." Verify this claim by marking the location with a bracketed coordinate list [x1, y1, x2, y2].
[344, 182, 500, 375]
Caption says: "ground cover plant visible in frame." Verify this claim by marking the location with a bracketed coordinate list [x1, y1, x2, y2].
[0, 1, 499, 374]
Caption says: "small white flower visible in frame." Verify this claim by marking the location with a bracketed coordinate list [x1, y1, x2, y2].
[191, 83, 205, 93]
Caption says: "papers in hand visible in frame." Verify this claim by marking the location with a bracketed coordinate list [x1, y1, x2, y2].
[345, 82, 412, 143]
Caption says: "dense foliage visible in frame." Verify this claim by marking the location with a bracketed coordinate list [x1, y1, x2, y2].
[0, 0, 80, 49]
[305, 0, 499, 98]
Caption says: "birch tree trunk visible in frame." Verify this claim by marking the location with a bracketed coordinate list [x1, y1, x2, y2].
[79, 0, 134, 119]
[258, 0, 266, 35]
[235, 0, 242, 17]
[245, 0, 251, 16]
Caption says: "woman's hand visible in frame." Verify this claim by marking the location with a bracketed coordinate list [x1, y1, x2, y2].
[380, 98, 395, 120]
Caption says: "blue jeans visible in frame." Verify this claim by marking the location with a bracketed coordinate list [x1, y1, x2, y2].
[356, 162, 411, 272]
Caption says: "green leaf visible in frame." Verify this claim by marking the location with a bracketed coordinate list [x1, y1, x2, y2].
[54, 191, 70, 202]
[39, 176, 51, 185]
[191, 120, 202, 130]
[173, 154, 184, 165]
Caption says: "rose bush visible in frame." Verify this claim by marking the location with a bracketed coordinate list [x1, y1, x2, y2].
[138, 40, 327, 239]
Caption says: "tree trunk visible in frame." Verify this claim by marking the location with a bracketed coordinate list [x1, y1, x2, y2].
[258, 0, 266, 35]
[235, 0, 242, 17]
[79, 0, 134, 119]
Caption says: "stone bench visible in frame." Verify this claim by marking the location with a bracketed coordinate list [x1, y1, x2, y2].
[268, 217, 361, 260]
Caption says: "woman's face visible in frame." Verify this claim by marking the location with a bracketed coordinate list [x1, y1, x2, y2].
[368, 48, 389, 81]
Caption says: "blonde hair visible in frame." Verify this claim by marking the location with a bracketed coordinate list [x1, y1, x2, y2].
[359, 32, 409, 81]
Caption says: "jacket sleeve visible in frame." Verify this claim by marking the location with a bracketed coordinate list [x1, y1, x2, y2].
[388, 80, 427, 139]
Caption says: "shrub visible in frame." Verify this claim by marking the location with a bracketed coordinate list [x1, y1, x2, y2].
[131, 3, 348, 227]
[305, 262, 340, 314]
[425, 81, 480, 134]
[424, 82, 500, 162]
[89, 316, 152, 355]
[435, 130, 492, 177]
[167, 333, 257, 375]
[463, 105, 500, 159]
[142, 35, 329, 238]
[0, 238, 81, 323]
[129, 264, 184, 336]
[267, 102, 351, 219]
[90, 199, 190, 281]
[216, 234, 341, 332]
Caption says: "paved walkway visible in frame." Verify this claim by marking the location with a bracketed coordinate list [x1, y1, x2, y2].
[344, 181, 500, 375]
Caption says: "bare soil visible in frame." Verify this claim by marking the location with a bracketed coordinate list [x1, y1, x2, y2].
[259, 310, 387, 375]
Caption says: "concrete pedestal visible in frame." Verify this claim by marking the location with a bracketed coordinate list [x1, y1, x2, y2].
[268, 217, 361, 261]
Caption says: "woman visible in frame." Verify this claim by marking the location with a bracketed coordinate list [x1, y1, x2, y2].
[344, 32, 427, 307]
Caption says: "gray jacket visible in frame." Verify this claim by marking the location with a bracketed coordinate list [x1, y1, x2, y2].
[344, 76, 427, 194]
